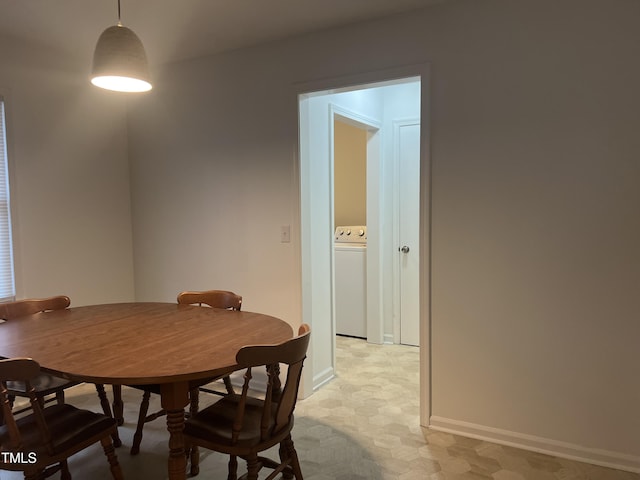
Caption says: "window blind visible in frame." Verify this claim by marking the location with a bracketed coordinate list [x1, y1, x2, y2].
[0, 97, 16, 302]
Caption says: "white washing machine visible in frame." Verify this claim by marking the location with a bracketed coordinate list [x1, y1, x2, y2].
[334, 225, 367, 338]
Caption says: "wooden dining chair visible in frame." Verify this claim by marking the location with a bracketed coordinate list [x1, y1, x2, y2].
[0, 358, 123, 480]
[0, 296, 78, 410]
[0, 295, 122, 448]
[184, 324, 310, 480]
[127, 289, 243, 456]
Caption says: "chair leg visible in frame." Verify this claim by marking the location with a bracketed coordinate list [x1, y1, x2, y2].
[227, 455, 238, 480]
[223, 375, 235, 394]
[96, 384, 122, 448]
[188, 387, 200, 475]
[55, 389, 65, 405]
[189, 387, 200, 417]
[130, 390, 151, 455]
[100, 435, 124, 480]
[279, 442, 293, 480]
[284, 435, 303, 479]
[183, 438, 199, 477]
[246, 454, 261, 480]
[189, 444, 200, 476]
[112, 385, 124, 426]
[60, 460, 71, 480]
[96, 384, 113, 416]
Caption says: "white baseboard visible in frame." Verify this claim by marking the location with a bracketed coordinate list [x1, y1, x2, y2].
[313, 366, 334, 391]
[429, 416, 640, 474]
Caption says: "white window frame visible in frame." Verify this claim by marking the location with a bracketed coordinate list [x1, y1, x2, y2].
[0, 96, 16, 302]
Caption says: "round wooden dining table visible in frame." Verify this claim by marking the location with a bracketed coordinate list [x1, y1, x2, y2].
[0, 302, 294, 480]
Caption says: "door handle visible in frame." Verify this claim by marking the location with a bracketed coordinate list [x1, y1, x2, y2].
[400, 246, 410, 253]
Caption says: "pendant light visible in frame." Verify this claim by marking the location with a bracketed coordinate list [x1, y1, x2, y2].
[90, 0, 152, 92]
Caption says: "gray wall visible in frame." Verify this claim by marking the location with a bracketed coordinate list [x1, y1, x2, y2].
[0, 35, 135, 305]
[128, 0, 640, 465]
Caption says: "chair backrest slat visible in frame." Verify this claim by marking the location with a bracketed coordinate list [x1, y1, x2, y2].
[275, 361, 305, 431]
[260, 364, 277, 441]
[232, 367, 253, 444]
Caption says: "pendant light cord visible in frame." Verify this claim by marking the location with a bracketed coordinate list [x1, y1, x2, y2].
[118, 0, 122, 27]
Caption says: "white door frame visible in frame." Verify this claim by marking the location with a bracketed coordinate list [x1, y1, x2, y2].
[294, 64, 432, 426]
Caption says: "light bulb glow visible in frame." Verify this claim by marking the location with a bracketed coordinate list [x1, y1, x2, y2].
[91, 75, 152, 93]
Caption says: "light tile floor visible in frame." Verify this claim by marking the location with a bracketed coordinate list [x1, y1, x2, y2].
[2, 336, 638, 479]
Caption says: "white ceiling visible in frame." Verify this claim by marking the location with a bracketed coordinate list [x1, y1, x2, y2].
[0, 0, 444, 65]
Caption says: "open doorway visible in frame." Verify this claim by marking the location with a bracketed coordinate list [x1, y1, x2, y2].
[297, 67, 430, 425]
[333, 109, 421, 347]
[333, 115, 374, 340]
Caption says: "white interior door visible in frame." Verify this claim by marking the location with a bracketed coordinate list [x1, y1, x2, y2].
[398, 122, 420, 347]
